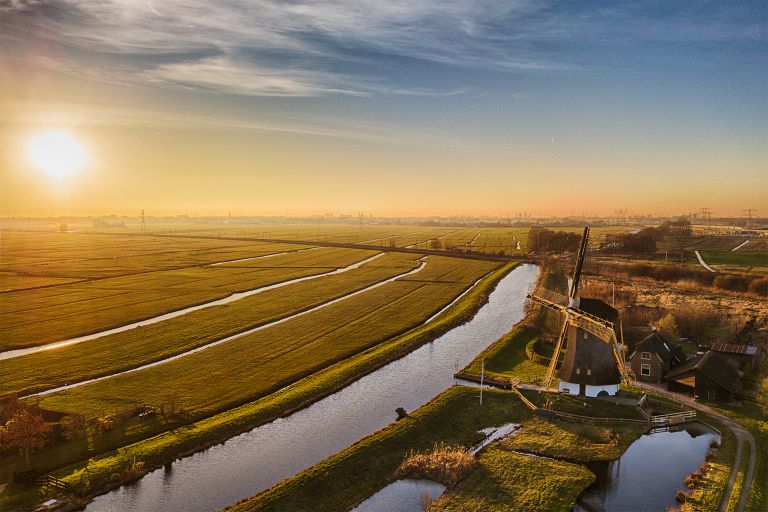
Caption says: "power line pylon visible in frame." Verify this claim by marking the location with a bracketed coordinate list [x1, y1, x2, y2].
[744, 209, 758, 229]
[699, 207, 713, 224]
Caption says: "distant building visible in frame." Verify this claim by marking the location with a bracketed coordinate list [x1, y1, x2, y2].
[628, 331, 688, 383]
[710, 343, 760, 370]
[666, 352, 743, 402]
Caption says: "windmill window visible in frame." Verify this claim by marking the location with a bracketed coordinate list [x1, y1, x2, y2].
[587, 369, 592, 376]
[640, 364, 651, 376]
[641, 352, 651, 360]
[583, 332, 588, 340]
[576, 368, 581, 375]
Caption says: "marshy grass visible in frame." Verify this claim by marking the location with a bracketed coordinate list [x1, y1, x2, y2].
[396, 442, 476, 487]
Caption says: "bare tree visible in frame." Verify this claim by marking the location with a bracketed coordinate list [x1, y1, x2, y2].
[0, 409, 52, 467]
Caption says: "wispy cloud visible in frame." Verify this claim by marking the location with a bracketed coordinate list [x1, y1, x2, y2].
[1, 0, 564, 96]
[1, 99, 475, 149]
[1, 1, 764, 97]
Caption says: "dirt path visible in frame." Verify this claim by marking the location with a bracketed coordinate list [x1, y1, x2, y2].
[632, 382, 756, 512]
[695, 250, 717, 272]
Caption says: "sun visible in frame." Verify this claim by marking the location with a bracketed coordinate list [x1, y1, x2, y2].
[27, 130, 87, 180]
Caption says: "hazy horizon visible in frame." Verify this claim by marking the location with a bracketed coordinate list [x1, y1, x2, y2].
[1, 1, 766, 217]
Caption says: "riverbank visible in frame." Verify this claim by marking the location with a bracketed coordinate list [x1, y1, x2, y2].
[1, 262, 522, 511]
[227, 386, 599, 512]
[225, 318, 651, 512]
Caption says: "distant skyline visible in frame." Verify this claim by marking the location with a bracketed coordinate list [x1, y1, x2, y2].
[1, 1, 766, 217]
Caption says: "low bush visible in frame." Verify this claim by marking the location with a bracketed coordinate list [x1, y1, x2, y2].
[396, 442, 476, 487]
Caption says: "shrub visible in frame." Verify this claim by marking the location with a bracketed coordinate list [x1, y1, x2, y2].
[713, 274, 749, 292]
[748, 277, 768, 296]
[396, 442, 476, 487]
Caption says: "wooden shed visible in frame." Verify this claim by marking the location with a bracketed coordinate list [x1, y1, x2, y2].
[666, 351, 742, 402]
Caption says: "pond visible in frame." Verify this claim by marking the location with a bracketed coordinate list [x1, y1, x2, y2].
[574, 422, 720, 512]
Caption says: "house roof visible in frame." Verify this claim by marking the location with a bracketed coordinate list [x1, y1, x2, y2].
[711, 343, 759, 356]
[666, 351, 743, 393]
[629, 331, 687, 365]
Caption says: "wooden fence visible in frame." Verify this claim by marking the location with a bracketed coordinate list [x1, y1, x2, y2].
[535, 409, 649, 426]
[13, 471, 78, 496]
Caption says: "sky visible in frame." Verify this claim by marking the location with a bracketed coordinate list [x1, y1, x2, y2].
[1, 0, 766, 217]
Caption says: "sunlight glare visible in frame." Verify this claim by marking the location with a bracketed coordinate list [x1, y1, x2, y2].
[27, 130, 87, 180]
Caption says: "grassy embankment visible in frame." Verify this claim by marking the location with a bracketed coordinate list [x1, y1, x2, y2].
[456, 270, 569, 387]
[229, 387, 595, 512]
[504, 416, 644, 460]
[1, 246, 374, 350]
[2, 252, 424, 395]
[714, 402, 767, 512]
[0, 261, 518, 510]
[430, 446, 594, 512]
[677, 415, 736, 512]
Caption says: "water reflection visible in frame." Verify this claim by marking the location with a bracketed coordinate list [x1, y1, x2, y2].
[351, 479, 447, 512]
[575, 423, 720, 512]
[85, 264, 540, 512]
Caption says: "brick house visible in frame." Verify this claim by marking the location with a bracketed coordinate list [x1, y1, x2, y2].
[628, 331, 688, 383]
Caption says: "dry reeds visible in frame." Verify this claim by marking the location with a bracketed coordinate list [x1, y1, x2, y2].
[588, 260, 767, 298]
[396, 442, 476, 487]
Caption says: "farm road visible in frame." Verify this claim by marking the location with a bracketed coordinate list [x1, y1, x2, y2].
[695, 250, 717, 272]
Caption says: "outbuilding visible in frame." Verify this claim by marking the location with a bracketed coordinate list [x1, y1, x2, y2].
[666, 351, 742, 402]
[710, 343, 760, 370]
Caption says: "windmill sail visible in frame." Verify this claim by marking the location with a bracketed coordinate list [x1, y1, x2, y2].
[528, 226, 628, 396]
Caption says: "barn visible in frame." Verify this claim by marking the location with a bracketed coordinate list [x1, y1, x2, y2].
[665, 351, 742, 402]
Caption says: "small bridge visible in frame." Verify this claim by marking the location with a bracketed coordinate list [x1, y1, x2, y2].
[650, 410, 697, 426]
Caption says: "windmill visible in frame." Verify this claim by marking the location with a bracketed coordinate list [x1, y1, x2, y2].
[528, 227, 630, 396]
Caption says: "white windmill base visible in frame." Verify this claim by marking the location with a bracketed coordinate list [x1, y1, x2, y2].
[558, 381, 620, 397]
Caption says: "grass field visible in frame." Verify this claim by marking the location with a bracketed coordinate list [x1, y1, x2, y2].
[503, 416, 644, 461]
[1, 252, 426, 395]
[0, 261, 518, 506]
[431, 445, 595, 512]
[699, 251, 768, 266]
[461, 326, 549, 385]
[1, 246, 383, 350]
[0, 231, 302, 280]
[35, 255, 499, 417]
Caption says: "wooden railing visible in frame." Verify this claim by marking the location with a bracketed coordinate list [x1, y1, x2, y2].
[650, 410, 696, 426]
[12, 471, 78, 495]
[536, 409, 649, 425]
